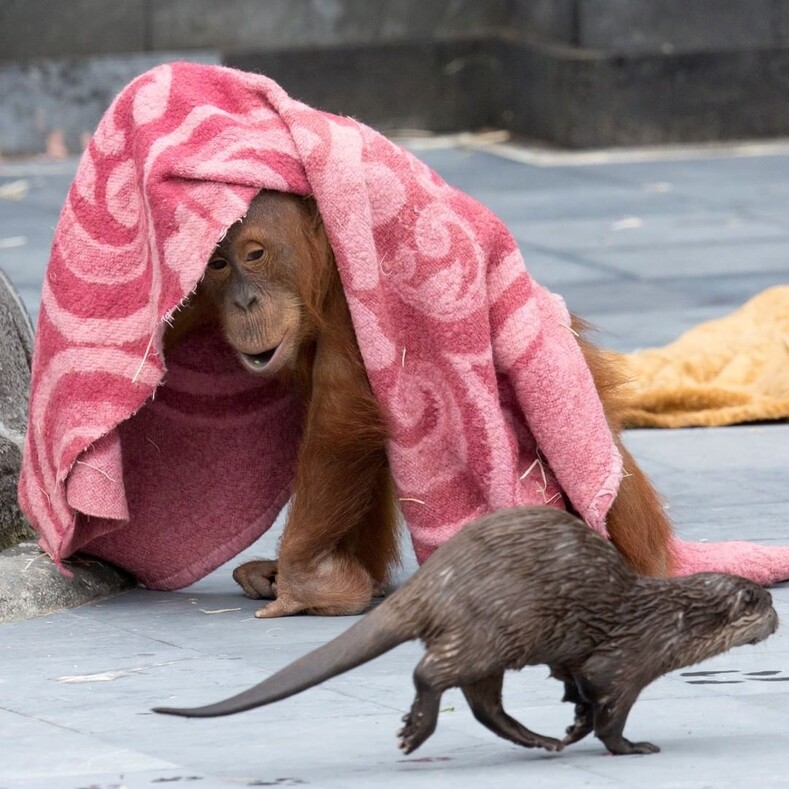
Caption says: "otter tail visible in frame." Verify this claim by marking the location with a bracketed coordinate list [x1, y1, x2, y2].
[152, 603, 413, 718]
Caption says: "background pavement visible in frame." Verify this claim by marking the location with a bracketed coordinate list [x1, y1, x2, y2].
[1, 139, 788, 787]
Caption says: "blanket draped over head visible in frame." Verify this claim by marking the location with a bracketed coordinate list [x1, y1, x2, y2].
[18, 63, 789, 589]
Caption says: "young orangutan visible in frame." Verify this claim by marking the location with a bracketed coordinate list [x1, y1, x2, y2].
[165, 189, 673, 618]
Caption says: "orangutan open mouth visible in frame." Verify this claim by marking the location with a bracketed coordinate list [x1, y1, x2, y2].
[239, 342, 282, 373]
[244, 348, 277, 366]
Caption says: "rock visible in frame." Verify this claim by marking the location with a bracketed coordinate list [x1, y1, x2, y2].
[0, 266, 35, 551]
[0, 267, 135, 620]
[0, 541, 135, 623]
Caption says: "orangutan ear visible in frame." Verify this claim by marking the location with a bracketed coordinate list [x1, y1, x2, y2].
[303, 195, 324, 232]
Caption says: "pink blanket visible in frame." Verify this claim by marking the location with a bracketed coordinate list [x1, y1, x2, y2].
[18, 63, 789, 589]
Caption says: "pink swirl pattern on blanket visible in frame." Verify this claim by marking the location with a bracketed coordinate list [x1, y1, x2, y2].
[18, 63, 789, 588]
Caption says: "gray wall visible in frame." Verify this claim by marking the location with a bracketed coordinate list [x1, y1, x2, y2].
[3, 0, 788, 61]
[0, 51, 219, 157]
[516, 0, 789, 53]
[3, 0, 789, 152]
[0, 0, 509, 59]
[573, 0, 788, 54]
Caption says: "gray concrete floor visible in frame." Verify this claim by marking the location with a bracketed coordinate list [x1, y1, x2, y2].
[1, 141, 789, 788]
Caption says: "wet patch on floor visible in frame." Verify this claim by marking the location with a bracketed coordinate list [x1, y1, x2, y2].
[682, 669, 788, 685]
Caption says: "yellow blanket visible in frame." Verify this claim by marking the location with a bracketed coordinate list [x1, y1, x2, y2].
[618, 286, 789, 428]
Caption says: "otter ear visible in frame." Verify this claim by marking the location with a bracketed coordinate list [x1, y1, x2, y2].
[730, 586, 759, 620]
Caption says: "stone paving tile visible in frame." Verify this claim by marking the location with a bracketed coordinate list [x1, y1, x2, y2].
[463, 184, 702, 223]
[578, 305, 734, 352]
[506, 212, 789, 255]
[553, 278, 705, 319]
[503, 246, 614, 288]
[2, 708, 179, 782]
[0, 163, 73, 324]
[578, 152, 789, 186]
[1, 145, 788, 787]
[581, 237, 789, 279]
[403, 147, 608, 194]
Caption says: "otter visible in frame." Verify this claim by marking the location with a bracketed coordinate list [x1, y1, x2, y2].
[154, 507, 778, 756]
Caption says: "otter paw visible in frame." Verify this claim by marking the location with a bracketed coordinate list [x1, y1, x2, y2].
[564, 721, 593, 746]
[397, 712, 430, 755]
[534, 735, 564, 752]
[397, 711, 414, 740]
[626, 741, 660, 755]
[604, 737, 660, 755]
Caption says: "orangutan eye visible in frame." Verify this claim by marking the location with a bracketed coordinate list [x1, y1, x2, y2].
[208, 258, 227, 271]
[246, 248, 265, 262]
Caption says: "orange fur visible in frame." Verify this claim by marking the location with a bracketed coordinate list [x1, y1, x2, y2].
[167, 191, 400, 618]
[572, 316, 673, 576]
[166, 192, 673, 619]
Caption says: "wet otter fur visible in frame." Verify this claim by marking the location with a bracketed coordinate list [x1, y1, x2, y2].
[154, 506, 778, 756]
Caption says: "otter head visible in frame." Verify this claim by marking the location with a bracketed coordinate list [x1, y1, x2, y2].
[723, 577, 779, 647]
[665, 574, 778, 674]
[202, 190, 334, 378]
[690, 574, 779, 656]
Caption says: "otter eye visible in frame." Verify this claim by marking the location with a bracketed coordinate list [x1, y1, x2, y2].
[246, 248, 265, 262]
[742, 588, 758, 607]
[208, 258, 227, 271]
[732, 586, 760, 620]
